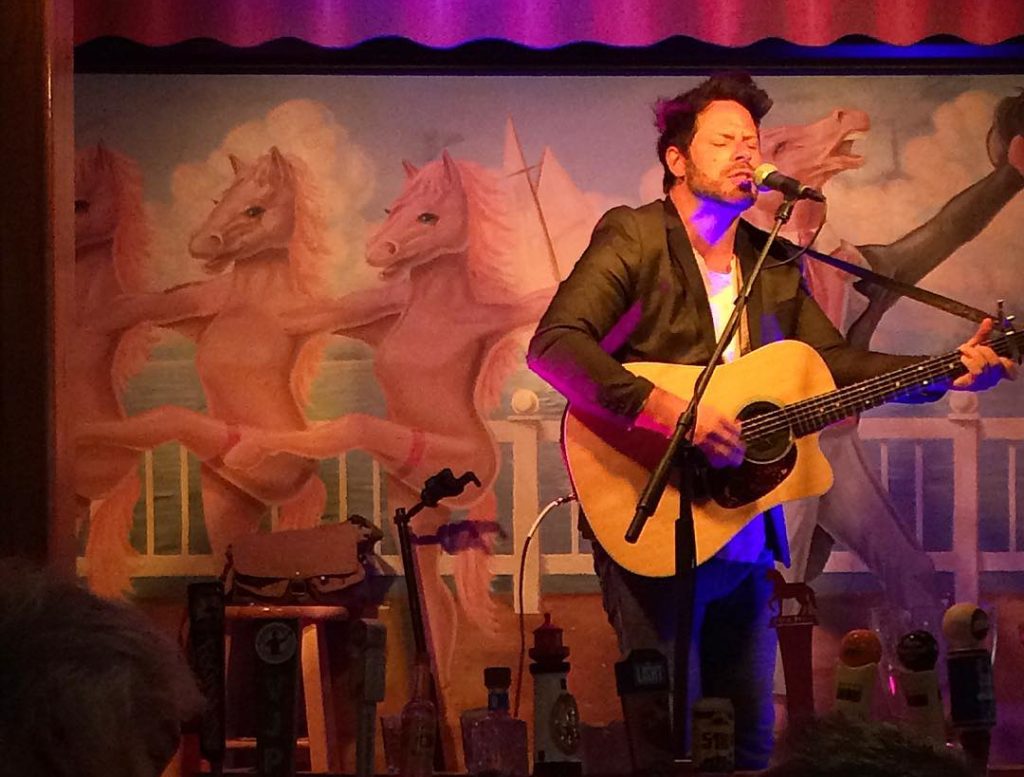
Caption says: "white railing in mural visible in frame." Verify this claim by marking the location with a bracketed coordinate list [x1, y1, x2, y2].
[80, 393, 1024, 610]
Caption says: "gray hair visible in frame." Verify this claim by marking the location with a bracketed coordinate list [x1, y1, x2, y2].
[0, 559, 203, 777]
[763, 714, 972, 777]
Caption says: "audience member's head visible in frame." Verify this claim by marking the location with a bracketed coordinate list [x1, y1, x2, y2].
[762, 714, 971, 777]
[0, 559, 203, 777]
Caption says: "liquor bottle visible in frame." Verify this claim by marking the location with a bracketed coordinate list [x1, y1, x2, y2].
[530, 613, 582, 777]
[399, 660, 436, 777]
[463, 666, 529, 777]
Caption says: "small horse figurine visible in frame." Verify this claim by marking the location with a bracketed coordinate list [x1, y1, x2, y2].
[767, 568, 818, 619]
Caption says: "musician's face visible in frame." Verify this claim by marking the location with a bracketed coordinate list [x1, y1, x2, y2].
[677, 100, 761, 207]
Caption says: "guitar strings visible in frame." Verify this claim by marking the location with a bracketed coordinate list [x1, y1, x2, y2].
[741, 356, 953, 441]
[736, 331, 1019, 444]
[742, 355, 960, 442]
[741, 334, 1013, 442]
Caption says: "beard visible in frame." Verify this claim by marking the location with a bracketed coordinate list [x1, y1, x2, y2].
[684, 158, 757, 208]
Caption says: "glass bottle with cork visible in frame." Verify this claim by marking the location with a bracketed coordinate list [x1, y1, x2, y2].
[399, 658, 437, 777]
[462, 666, 529, 777]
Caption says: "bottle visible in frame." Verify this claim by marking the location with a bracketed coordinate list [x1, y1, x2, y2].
[463, 666, 529, 777]
[530, 613, 582, 777]
[399, 660, 436, 777]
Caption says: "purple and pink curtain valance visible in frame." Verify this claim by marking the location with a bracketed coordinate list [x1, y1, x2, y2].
[74, 0, 1024, 48]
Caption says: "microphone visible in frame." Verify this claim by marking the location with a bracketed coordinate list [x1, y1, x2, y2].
[753, 164, 827, 203]
[895, 629, 946, 743]
[834, 628, 882, 719]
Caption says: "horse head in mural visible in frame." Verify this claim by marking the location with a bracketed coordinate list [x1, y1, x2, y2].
[745, 108, 872, 326]
[76, 146, 332, 578]
[366, 153, 474, 277]
[189, 146, 323, 292]
[75, 143, 150, 288]
[225, 150, 558, 688]
[752, 107, 870, 242]
[72, 143, 154, 596]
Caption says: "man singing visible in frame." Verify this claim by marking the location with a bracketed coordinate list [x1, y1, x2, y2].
[526, 72, 1013, 767]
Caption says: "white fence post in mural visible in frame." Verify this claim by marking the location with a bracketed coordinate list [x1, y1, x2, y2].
[948, 393, 981, 604]
[507, 412, 543, 614]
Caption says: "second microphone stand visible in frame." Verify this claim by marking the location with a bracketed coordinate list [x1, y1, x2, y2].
[625, 194, 798, 757]
[394, 468, 481, 772]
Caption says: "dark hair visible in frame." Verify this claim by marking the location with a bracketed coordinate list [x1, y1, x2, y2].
[762, 715, 972, 777]
[654, 72, 773, 193]
[0, 559, 203, 777]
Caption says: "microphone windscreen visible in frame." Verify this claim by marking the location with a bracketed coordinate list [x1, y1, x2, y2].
[753, 163, 778, 188]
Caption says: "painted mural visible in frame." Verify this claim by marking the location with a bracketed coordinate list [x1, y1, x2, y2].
[73, 73, 1024, 761]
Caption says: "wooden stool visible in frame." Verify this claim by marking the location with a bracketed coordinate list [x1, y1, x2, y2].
[226, 604, 350, 772]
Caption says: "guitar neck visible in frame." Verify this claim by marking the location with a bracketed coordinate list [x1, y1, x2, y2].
[753, 329, 1023, 441]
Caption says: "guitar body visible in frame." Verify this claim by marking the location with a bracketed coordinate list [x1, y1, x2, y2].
[562, 339, 839, 576]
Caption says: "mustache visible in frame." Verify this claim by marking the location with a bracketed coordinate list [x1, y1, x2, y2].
[727, 165, 755, 177]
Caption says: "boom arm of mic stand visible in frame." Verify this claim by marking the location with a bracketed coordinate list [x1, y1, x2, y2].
[625, 197, 797, 545]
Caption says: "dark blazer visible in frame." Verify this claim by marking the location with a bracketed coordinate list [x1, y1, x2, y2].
[528, 198, 932, 566]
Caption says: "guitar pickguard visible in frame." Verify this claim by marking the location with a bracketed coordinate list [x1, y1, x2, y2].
[703, 398, 797, 507]
[705, 445, 797, 508]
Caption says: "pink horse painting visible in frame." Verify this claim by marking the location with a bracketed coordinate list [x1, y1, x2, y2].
[224, 151, 556, 692]
[79, 146, 331, 563]
[72, 144, 155, 596]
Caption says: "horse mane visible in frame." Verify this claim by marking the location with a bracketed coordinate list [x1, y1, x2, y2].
[80, 146, 151, 292]
[282, 153, 329, 297]
[448, 160, 519, 303]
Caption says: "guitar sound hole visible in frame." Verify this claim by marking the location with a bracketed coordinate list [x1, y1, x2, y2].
[739, 400, 793, 464]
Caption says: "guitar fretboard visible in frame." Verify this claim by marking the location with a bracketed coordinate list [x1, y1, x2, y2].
[741, 329, 1023, 444]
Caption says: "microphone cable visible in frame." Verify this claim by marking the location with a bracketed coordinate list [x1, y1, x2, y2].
[512, 492, 577, 718]
[764, 200, 828, 270]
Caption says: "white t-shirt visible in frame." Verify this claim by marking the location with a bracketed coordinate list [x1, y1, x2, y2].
[691, 248, 766, 564]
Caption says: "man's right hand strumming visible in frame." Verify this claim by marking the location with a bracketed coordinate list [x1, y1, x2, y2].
[635, 386, 745, 468]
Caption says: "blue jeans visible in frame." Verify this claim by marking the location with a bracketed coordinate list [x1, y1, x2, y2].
[592, 541, 777, 770]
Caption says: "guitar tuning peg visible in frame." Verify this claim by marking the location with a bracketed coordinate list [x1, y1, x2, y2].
[996, 300, 1016, 330]
[996, 299, 1021, 364]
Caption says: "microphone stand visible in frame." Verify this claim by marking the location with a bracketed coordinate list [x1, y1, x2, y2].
[624, 194, 798, 757]
[394, 468, 481, 772]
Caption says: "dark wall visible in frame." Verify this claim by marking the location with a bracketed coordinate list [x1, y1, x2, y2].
[0, 0, 75, 570]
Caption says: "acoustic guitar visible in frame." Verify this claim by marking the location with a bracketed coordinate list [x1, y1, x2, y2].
[562, 334, 1020, 576]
